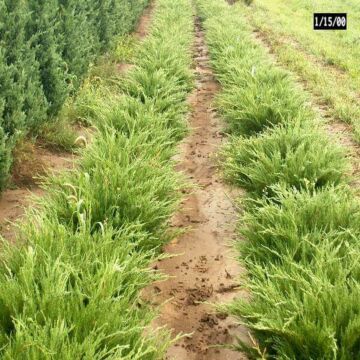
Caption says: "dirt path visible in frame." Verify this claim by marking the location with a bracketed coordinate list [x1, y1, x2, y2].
[146, 17, 248, 360]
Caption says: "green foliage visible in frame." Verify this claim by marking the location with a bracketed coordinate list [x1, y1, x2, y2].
[40, 131, 184, 244]
[112, 35, 138, 63]
[0, 126, 12, 191]
[38, 118, 77, 151]
[0, 0, 149, 192]
[217, 68, 313, 136]
[27, 0, 69, 116]
[57, 0, 97, 91]
[0, 41, 22, 190]
[196, 0, 359, 358]
[0, 223, 164, 359]
[197, 0, 313, 137]
[228, 248, 360, 360]
[238, 0, 360, 143]
[224, 123, 348, 196]
[2, 0, 49, 132]
[239, 185, 360, 264]
[0, 0, 28, 136]
[0, 0, 194, 357]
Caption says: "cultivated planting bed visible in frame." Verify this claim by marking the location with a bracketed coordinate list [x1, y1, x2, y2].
[0, 0, 194, 357]
[197, 0, 360, 358]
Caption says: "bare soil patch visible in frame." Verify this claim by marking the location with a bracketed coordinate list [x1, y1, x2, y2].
[144, 17, 248, 360]
[0, 144, 76, 241]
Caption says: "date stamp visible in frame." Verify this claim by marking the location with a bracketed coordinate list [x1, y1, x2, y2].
[314, 13, 347, 30]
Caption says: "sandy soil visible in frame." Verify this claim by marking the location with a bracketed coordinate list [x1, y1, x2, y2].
[0, 146, 76, 241]
[144, 17, 248, 360]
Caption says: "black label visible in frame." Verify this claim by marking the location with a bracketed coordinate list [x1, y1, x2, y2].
[314, 13, 347, 30]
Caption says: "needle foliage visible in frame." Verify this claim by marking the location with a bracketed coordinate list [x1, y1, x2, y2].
[0, 0, 149, 191]
[0, 0, 194, 357]
[196, 0, 360, 358]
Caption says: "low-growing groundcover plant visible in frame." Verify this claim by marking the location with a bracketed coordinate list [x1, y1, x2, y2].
[239, 185, 360, 265]
[39, 131, 184, 247]
[197, 0, 360, 358]
[238, 0, 360, 142]
[196, 3, 313, 138]
[0, 0, 194, 357]
[217, 69, 313, 137]
[224, 123, 348, 197]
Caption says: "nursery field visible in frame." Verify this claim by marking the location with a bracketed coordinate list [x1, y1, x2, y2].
[197, 0, 360, 358]
[0, 0, 359, 359]
[236, 0, 360, 141]
[0, 0, 148, 190]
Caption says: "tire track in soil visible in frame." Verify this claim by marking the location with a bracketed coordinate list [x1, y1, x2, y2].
[146, 17, 248, 360]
